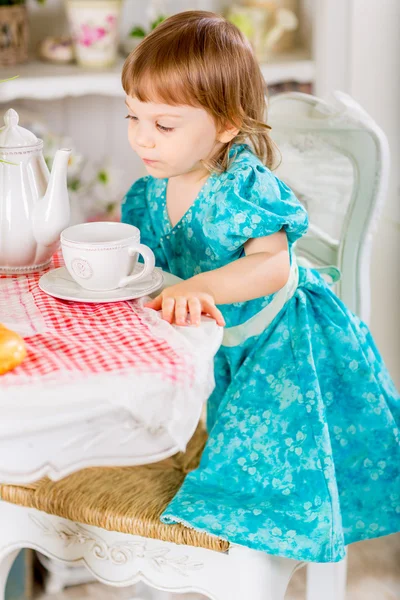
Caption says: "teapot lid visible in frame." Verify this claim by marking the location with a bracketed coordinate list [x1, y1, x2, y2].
[0, 108, 40, 148]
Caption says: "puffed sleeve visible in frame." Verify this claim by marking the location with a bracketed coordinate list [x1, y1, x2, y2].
[219, 162, 309, 248]
[121, 176, 167, 269]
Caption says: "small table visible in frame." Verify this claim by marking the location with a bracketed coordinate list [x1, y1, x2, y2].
[0, 253, 222, 485]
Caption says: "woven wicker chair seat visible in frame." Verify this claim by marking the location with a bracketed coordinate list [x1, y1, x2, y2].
[0, 424, 229, 553]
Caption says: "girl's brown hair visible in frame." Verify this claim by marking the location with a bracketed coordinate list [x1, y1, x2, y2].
[122, 10, 278, 172]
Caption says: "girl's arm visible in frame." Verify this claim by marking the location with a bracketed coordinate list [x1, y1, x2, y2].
[193, 231, 289, 304]
[145, 230, 290, 326]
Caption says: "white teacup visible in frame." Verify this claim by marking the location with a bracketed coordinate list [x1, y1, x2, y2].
[60, 222, 155, 291]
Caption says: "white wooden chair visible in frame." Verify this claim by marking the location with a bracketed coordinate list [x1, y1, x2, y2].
[0, 91, 389, 600]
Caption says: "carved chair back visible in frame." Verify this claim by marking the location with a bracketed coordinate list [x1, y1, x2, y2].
[269, 91, 390, 324]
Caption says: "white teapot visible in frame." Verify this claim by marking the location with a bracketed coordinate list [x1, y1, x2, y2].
[0, 108, 71, 274]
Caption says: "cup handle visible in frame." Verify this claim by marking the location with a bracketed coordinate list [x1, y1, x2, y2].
[118, 243, 155, 287]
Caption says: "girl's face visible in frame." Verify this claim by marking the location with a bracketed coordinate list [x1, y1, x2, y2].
[125, 96, 224, 179]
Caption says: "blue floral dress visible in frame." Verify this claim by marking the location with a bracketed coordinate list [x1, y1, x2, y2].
[122, 144, 400, 563]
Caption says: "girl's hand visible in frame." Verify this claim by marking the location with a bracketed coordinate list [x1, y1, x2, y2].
[144, 282, 225, 327]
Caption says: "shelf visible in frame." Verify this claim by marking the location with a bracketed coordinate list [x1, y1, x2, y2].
[0, 48, 314, 102]
[0, 59, 126, 102]
[260, 48, 315, 85]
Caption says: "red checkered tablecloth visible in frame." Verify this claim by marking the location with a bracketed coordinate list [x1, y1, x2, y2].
[0, 252, 193, 389]
[0, 252, 223, 455]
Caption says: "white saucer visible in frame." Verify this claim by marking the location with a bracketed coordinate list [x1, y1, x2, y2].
[39, 265, 164, 303]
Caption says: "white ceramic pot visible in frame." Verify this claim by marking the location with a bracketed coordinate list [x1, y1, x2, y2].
[65, 0, 122, 68]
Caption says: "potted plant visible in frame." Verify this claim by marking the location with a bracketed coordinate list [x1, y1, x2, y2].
[0, 0, 45, 66]
[122, 14, 166, 56]
[65, 0, 123, 68]
[226, 1, 299, 62]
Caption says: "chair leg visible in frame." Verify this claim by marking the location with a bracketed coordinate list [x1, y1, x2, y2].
[306, 556, 348, 600]
[228, 545, 303, 600]
[0, 549, 20, 600]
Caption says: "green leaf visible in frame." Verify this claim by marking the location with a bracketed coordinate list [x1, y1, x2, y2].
[150, 15, 166, 30]
[98, 170, 108, 184]
[0, 159, 18, 165]
[0, 76, 19, 83]
[68, 178, 80, 191]
[129, 25, 146, 38]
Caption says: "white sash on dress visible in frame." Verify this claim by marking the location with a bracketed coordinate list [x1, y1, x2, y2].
[222, 256, 341, 348]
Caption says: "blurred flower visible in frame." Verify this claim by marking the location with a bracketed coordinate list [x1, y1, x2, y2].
[91, 163, 123, 204]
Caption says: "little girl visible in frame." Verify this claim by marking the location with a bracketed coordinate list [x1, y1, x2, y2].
[121, 11, 400, 563]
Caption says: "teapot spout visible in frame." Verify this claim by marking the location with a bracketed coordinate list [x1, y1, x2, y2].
[32, 148, 71, 247]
